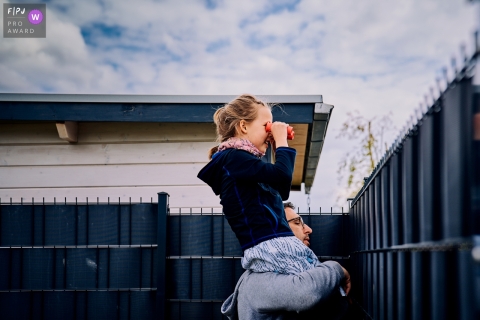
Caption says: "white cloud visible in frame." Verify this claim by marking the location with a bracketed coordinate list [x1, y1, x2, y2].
[0, 0, 478, 209]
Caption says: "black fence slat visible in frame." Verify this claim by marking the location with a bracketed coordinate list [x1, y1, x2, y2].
[119, 292, 130, 320]
[0, 250, 10, 290]
[0, 292, 32, 320]
[33, 205, 44, 246]
[396, 251, 406, 320]
[381, 167, 390, 248]
[22, 249, 54, 290]
[386, 252, 395, 320]
[31, 292, 42, 320]
[362, 254, 367, 311]
[368, 187, 375, 251]
[191, 259, 202, 299]
[402, 137, 414, 245]
[130, 291, 155, 319]
[365, 253, 371, 316]
[167, 215, 181, 256]
[307, 215, 345, 256]
[86, 291, 119, 320]
[1, 206, 33, 246]
[141, 247, 153, 288]
[411, 252, 423, 320]
[43, 291, 76, 320]
[87, 206, 119, 245]
[378, 252, 385, 320]
[45, 206, 76, 246]
[97, 249, 109, 288]
[10, 249, 22, 290]
[212, 215, 224, 256]
[222, 218, 242, 257]
[131, 204, 157, 245]
[156, 192, 168, 319]
[364, 192, 368, 251]
[431, 251, 447, 320]
[202, 259, 243, 301]
[374, 177, 382, 250]
[458, 250, 475, 320]
[168, 259, 191, 300]
[359, 196, 364, 252]
[372, 253, 378, 320]
[418, 112, 435, 242]
[66, 248, 97, 289]
[181, 216, 212, 256]
[76, 291, 87, 320]
[120, 205, 131, 245]
[109, 248, 141, 289]
[441, 79, 473, 238]
[389, 154, 401, 246]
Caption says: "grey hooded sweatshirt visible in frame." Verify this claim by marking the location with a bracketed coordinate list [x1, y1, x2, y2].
[221, 261, 347, 320]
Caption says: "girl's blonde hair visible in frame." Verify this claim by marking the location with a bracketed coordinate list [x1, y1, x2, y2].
[208, 94, 271, 159]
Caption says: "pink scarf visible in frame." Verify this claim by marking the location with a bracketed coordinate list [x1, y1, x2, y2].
[217, 137, 265, 158]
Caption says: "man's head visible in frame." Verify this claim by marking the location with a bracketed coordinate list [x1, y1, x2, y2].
[283, 202, 313, 247]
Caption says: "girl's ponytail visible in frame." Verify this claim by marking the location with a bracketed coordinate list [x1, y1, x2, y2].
[208, 145, 219, 159]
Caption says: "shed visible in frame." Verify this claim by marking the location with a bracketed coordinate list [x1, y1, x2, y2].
[0, 94, 333, 207]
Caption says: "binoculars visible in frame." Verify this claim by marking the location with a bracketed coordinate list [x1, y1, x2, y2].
[265, 122, 295, 140]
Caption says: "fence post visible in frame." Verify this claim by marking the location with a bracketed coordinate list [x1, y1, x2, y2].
[156, 192, 169, 319]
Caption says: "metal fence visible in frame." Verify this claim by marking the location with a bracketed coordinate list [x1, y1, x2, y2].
[348, 49, 480, 319]
[0, 197, 161, 320]
[0, 195, 349, 319]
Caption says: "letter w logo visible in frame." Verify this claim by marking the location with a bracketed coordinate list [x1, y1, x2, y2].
[31, 14, 40, 20]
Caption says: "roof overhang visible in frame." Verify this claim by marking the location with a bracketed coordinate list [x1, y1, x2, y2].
[0, 93, 334, 193]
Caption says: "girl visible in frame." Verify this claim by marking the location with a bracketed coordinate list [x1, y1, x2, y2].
[197, 94, 320, 274]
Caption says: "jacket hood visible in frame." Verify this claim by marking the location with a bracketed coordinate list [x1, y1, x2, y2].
[197, 150, 230, 195]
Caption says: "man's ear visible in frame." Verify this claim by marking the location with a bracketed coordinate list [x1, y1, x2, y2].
[239, 120, 248, 134]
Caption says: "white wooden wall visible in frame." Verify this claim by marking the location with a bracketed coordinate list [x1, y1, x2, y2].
[0, 122, 221, 208]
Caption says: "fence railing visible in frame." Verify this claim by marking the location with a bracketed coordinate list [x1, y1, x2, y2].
[348, 44, 480, 319]
[0, 195, 349, 319]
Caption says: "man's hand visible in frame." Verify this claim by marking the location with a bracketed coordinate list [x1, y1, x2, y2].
[341, 266, 351, 296]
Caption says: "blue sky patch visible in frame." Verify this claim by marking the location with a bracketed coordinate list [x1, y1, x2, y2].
[81, 23, 124, 46]
[206, 39, 231, 53]
[204, 0, 221, 10]
[264, 0, 301, 15]
[240, 0, 301, 27]
[247, 34, 277, 50]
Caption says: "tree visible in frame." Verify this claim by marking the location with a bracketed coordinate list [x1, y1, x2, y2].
[336, 110, 395, 204]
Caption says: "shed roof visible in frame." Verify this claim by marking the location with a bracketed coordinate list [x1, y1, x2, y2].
[0, 93, 334, 193]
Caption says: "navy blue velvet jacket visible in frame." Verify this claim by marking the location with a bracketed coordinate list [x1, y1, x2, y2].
[197, 147, 296, 251]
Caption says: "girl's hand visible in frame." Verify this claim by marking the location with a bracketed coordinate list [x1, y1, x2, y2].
[269, 122, 289, 148]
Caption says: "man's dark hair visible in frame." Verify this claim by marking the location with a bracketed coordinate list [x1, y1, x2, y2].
[283, 202, 295, 210]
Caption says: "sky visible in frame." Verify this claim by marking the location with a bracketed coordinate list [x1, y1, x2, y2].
[1, 0, 479, 211]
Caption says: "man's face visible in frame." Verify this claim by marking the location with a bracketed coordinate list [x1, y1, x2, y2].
[285, 207, 313, 247]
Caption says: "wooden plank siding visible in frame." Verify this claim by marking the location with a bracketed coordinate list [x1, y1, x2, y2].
[0, 122, 308, 207]
[0, 164, 207, 188]
[0, 122, 220, 207]
[0, 186, 218, 207]
[0, 122, 217, 144]
[0, 142, 214, 166]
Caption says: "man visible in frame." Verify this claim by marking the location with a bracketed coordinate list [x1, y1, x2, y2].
[284, 201, 313, 247]
[221, 202, 351, 320]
